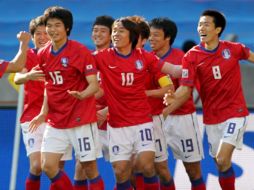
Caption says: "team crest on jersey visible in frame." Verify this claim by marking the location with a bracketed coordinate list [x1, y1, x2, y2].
[61, 57, 69, 67]
[28, 138, 35, 148]
[182, 69, 189, 78]
[222, 49, 231, 59]
[135, 60, 143, 70]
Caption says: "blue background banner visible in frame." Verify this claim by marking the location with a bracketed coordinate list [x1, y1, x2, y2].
[0, 109, 254, 190]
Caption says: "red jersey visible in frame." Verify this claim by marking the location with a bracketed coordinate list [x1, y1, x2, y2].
[96, 72, 108, 131]
[0, 60, 9, 78]
[20, 49, 44, 123]
[94, 48, 164, 128]
[37, 40, 97, 129]
[145, 53, 168, 115]
[181, 41, 249, 124]
[160, 48, 196, 115]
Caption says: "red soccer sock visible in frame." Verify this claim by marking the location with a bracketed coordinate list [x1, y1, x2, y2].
[191, 177, 206, 190]
[50, 170, 73, 190]
[144, 175, 159, 190]
[160, 178, 175, 190]
[135, 172, 144, 190]
[73, 179, 88, 190]
[25, 173, 41, 190]
[89, 175, 105, 190]
[219, 167, 235, 190]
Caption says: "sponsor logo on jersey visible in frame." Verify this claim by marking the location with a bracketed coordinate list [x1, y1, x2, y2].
[135, 60, 143, 70]
[61, 57, 69, 67]
[222, 49, 231, 59]
[182, 69, 189, 78]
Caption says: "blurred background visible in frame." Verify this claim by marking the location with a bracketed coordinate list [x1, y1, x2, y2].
[0, 0, 254, 189]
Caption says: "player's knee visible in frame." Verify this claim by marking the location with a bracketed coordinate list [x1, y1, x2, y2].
[185, 167, 201, 180]
[155, 163, 171, 181]
[216, 156, 231, 171]
[81, 161, 99, 179]
[30, 160, 42, 175]
[143, 162, 156, 177]
[113, 164, 129, 182]
[41, 160, 57, 176]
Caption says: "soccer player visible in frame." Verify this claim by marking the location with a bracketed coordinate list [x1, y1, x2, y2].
[14, 15, 50, 190]
[0, 31, 30, 78]
[92, 15, 115, 161]
[73, 15, 114, 190]
[28, 6, 104, 190]
[14, 15, 72, 190]
[94, 17, 181, 190]
[149, 17, 205, 190]
[128, 15, 175, 190]
[163, 10, 254, 190]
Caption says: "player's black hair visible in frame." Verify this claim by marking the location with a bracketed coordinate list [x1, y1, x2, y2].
[43, 6, 73, 36]
[113, 17, 139, 50]
[149, 17, 177, 46]
[93, 15, 115, 34]
[201, 9, 226, 37]
[182, 40, 197, 53]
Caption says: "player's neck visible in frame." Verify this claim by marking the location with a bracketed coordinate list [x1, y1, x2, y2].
[96, 43, 111, 51]
[52, 38, 68, 52]
[115, 46, 132, 56]
[204, 39, 219, 51]
[155, 45, 170, 58]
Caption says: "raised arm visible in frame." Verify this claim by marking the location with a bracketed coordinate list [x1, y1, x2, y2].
[5, 31, 31, 73]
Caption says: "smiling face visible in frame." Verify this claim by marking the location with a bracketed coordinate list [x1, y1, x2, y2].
[92, 25, 112, 50]
[149, 26, 170, 56]
[197, 15, 221, 45]
[111, 21, 132, 54]
[46, 18, 68, 48]
[32, 25, 50, 49]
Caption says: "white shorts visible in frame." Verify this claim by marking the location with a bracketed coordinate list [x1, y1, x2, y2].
[164, 112, 204, 162]
[42, 123, 102, 162]
[21, 122, 46, 156]
[108, 122, 156, 162]
[152, 114, 168, 162]
[98, 129, 109, 161]
[205, 116, 248, 158]
[21, 122, 72, 160]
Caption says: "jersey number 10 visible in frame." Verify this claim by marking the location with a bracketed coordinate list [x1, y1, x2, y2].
[121, 72, 134, 86]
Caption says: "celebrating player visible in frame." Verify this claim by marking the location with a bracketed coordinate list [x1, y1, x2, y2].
[149, 17, 205, 190]
[163, 9, 254, 190]
[29, 6, 104, 190]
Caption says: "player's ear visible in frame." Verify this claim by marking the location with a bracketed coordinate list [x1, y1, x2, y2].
[215, 27, 222, 35]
